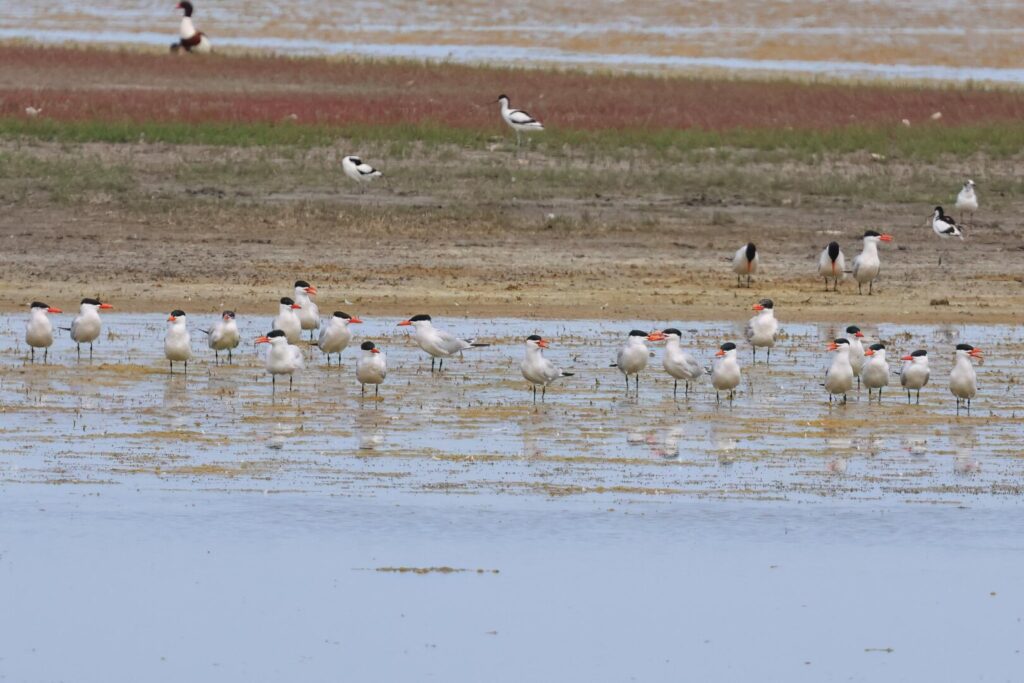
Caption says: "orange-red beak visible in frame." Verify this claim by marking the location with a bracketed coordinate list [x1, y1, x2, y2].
[880, 234, 894, 242]
[255, 336, 271, 344]
[900, 354, 913, 361]
[827, 342, 839, 351]
[167, 315, 177, 322]
[47, 307, 62, 314]
[397, 320, 412, 326]
[99, 303, 113, 310]
[864, 348, 875, 356]
[290, 303, 301, 309]
[371, 348, 380, 354]
[970, 348, 984, 358]
[349, 317, 364, 324]
[715, 349, 725, 357]
[647, 332, 666, 342]
[752, 304, 764, 311]
[537, 339, 550, 348]
[305, 286, 318, 295]
[854, 331, 864, 338]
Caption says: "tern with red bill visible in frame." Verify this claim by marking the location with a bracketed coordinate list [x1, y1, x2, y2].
[745, 298, 779, 364]
[25, 301, 62, 363]
[862, 343, 890, 402]
[356, 341, 387, 396]
[711, 342, 741, 404]
[845, 325, 866, 388]
[164, 310, 192, 374]
[69, 298, 113, 360]
[171, 2, 211, 53]
[273, 297, 303, 344]
[611, 330, 663, 396]
[521, 335, 574, 402]
[293, 281, 320, 342]
[660, 328, 703, 398]
[201, 310, 239, 365]
[818, 241, 845, 291]
[900, 349, 930, 404]
[851, 230, 894, 295]
[255, 329, 304, 392]
[397, 314, 489, 373]
[824, 338, 854, 404]
[318, 311, 362, 366]
[950, 344, 983, 415]
[732, 242, 759, 288]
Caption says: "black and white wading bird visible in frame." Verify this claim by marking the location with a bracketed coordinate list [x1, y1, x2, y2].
[817, 241, 845, 291]
[950, 343, 982, 415]
[356, 341, 387, 396]
[171, 2, 211, 53]
[25, 302, 62, 363]
[341, 156, 383, 191]
[930, 206, 964, 266]
[745, 299, 779, 364]
[954, 180, 978, 226]
[397, 315, 489, 372]
[900, 349, 930, 404]
[202, 310, 240, 364]
[496, 95, 544, 147]
[732, 242, 758, 287]
[255, 329, 303, 392]
[164, 310, 192, 373]
[851, 230, 893, 295]
[520, 335, 573, 402]
[318, 312, 362, 366]
[68, 298, 113, 360]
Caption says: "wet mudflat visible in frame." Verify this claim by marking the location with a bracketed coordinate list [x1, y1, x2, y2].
[2, 314, 1023, 680]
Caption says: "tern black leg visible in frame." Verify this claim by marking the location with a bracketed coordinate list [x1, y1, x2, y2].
[361, 383, 366, 396]
[542, 385, 547, 402]
[624, 374, 629, 394]
[89, 343, 93, 359]
[30, 347, 35, 363]
[767, 349, 771, 365]
[673, 380, 678, 398]
[228, 349, 233, 364]
[169, 360, 173, 374]
[44, 348, 48, 363]
[532, 385, 537, 403]
[916, 389, 921, 405]
[956, 398, 960, 416]
[272, 375, 276, 393]
[289, 375, 294, 391]
[184, 360, 188, 374]
[967, 398, 971, 414]
[879, 387, 883, 403]
[685, 381, 690, 397]
[716, 391, 720, 404]
[869, 280, 874, 296]
[375, 385, 379, 397]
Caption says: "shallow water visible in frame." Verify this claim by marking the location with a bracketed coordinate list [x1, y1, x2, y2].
[2, 313, 1023, 680]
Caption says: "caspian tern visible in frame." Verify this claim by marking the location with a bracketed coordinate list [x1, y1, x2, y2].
[318, 311, 363, 365]
[612, 330, 663, 395]
[900, 349, 930, 404]
[732, 242, 758, 288]
[341, 156, 383, 191]
[861, 343, 890, 402]
[171, 1, 211, 53]
[845, 325, 866, 388]
[521, 335, 574, 402]
[711, 342, 741, 404]
[255, 329, 304, 392]
[660, 328, 703, 397]
[68, 298, 113, 359]
[496, 95, 544, 147]
[824, 338, 854, 404]
[25, 301, 62, 362]
[165, 310, 192, 374]
[397, 314, 489, 372]
[950, 343, 983, 415]
[293, 280, 320, 341]
[25, 302, 62, 363]
[201, 310, 239, 365]
[931, 206, 964, 266]
[818, 241, 845, 291]
[273, 297, 303, 344]
[356, 341, 387, 396]
[745, 298, 779, 364]
[851, 230, 894, 295]
[954, 180, 978, 226]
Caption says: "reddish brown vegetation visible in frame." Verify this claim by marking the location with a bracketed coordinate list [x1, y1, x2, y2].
[3, 44, 1024, 131]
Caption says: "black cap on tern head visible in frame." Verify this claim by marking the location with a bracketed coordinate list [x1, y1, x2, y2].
[834, 338, 850, 345]
[223, 310, 236, 318]
[745, 242, 757, 260]
[30, 301, 49, 309]
[267, 329, 286, 339]
[409, 314, 431, 322]
[910, 349, 927, 357]
[869, 343, 885, 351]
[360, 341, 376, 351]
[758, 298, 774, 309]
[720, 342, 736, 351]
[628, 329, 649, 338]
[827, 241, 840, 260]
[955, 343, 975, 351]
[663, 328, 682, 337]
[294, 280, 310, 289]
[526, 334, 543, 341]
[333, 311, 352, 319]
[81, 297, 102, 306]
[280, 297, 295, 305]
[845, 325, 860, 334]
[864, 230, 881, 238]
[170, 309, 186, 318]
